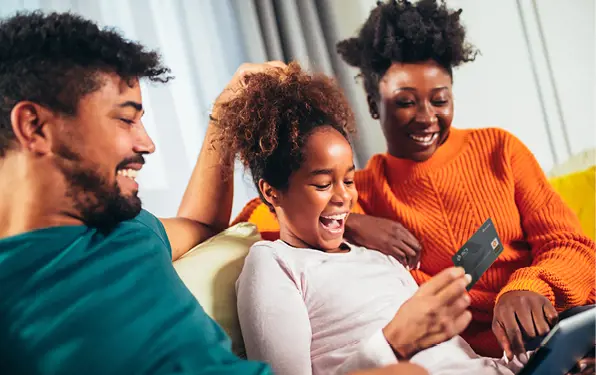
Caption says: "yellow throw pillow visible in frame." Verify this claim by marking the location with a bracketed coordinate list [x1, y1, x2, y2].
[173, 222, 261, 357]
[549, 166, 595, 240]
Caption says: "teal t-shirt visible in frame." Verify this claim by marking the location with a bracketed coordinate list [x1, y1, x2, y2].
[0, 210, 271, 375]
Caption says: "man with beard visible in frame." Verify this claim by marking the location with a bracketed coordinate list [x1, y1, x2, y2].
[0, 10, 274, 375]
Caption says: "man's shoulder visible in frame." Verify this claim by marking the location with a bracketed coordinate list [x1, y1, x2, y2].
[130, 209, 162, 231]
[123, 210, 168, 241]
[124, 209, 171, 252]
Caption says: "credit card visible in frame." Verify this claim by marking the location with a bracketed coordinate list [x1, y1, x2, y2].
[452, 218, 503, 290]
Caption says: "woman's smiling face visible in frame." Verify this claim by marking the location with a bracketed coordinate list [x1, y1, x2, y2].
[370, 60, 454, 162]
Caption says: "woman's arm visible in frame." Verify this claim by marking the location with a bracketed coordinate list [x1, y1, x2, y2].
[496, 134, 595, 306]
[236, 245, 314, 375]
[493, 132, 596, 359]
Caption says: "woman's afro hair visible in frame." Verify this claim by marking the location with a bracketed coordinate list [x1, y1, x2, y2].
[337, 0, 478, 97]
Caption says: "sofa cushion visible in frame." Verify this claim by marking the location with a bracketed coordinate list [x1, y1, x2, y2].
[173, 222, 261, 357]
[549, 166, 595, 240]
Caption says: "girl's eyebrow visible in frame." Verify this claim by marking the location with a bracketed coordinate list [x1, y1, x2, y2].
[309, 168, 333, 176]
[309, 165, 355, 176]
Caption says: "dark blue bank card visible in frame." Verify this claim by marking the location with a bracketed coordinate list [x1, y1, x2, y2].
[452, 218, 503, 290]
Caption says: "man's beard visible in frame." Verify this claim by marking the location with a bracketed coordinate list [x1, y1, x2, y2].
[54, 144, 142, 231]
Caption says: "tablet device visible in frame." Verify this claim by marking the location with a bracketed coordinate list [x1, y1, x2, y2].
[518, 306, 595, 375]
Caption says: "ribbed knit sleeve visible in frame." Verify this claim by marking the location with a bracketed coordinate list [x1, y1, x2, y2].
[495, 132, 596, 308]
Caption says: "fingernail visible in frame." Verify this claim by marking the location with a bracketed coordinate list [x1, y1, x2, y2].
[502, 351, 510, 364]
[416, 261, 421, 270]
[518, 352, 528, 364]
[464, 274, 472, 284]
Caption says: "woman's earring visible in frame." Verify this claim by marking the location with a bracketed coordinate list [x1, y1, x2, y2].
[372, 112, 380, 119]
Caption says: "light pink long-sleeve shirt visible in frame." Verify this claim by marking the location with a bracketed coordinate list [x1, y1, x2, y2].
[236, 240, 525, 375]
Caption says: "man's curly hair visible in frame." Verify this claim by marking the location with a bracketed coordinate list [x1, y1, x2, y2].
[0, 11, 172, 156]
[336, 0, 478, 99]
[215, 62, 355, 208]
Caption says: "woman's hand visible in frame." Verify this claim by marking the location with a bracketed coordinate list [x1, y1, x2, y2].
[345, 214, 422, 269]
[492, 290, 558, 360]
[382, 267, 472, 359]
[566, 356, 595, 375]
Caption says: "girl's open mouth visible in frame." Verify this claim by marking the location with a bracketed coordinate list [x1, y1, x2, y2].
[319, 213, 348, 234]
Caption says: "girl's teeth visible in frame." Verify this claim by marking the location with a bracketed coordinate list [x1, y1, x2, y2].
[320, 213, 347, 220]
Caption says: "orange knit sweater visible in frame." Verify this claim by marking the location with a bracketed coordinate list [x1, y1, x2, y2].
[233, 127, 596, 358]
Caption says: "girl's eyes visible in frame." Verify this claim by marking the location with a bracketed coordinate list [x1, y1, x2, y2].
[313, 184, 331, 190]
[312, 180, 354, 190]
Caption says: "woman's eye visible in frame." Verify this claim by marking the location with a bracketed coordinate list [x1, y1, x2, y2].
[432, 99, 448, 106]
[396, 101, 415, 107]
[120, 118, 134, 125]
[344, 180, 354, 185]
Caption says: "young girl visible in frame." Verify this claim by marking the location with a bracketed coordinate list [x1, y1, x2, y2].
[215, 63, 525, 375]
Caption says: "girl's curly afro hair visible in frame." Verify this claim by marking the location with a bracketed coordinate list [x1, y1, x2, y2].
[214, 62, 356, 207]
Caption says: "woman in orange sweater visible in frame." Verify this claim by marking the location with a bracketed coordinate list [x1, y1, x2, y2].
[233, 0, 595, 361]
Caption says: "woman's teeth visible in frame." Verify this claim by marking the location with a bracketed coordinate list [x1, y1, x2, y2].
[117, 169, 138, 180]
[409, 133, 438, 146]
